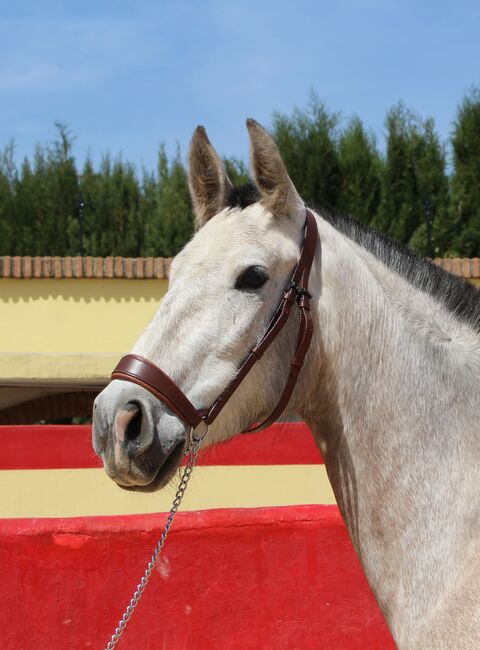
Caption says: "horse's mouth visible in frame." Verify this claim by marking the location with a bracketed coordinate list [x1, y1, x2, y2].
[107, 439, 186, 492]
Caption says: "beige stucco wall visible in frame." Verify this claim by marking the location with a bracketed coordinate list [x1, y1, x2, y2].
[1, 275, 479, 391]
[0, 279, 168, 386]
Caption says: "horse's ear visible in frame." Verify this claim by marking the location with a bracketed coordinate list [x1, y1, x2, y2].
[188, 126, 233, 228]
[246, 118, 303, 219]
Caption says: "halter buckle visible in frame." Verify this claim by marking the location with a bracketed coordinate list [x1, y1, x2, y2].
[189, 419, 210, 447]
[288, 282, 312, 302]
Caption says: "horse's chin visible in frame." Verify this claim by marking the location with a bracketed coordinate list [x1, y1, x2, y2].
[110, 439, 186, 493]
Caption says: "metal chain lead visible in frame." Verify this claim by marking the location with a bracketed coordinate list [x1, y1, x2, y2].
[104, 428, 207, 650]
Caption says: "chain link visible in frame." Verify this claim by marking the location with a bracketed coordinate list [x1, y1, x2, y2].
[104, 429, 206, 650]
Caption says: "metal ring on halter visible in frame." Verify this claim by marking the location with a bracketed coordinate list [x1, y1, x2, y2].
[189, 419, 210, 447]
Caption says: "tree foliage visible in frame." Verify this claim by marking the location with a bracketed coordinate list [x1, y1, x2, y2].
[0, 141, 16, 255]
[450, 88, 480, 257]
[0, 89, 479, 258]
[144, 145, 193, 257]
[272, 94, 342, 207]
[337, 117, 382, 225]
[376, 105, 449, 256]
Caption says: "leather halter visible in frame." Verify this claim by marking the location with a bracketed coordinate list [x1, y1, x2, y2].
[111, 209, 318, 434]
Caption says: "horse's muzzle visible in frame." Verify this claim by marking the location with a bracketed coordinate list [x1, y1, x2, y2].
[92, 380, 187, 488]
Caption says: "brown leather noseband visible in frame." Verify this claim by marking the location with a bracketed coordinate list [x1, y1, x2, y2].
[111, 209, 318, 434]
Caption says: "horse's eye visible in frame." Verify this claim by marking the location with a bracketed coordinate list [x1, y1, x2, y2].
[235, 266, 269, 290]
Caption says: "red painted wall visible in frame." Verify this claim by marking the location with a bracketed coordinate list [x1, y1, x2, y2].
[0, 424, 396, 649]
[0, 422, 323, 469]
[1, 508, 395, 649]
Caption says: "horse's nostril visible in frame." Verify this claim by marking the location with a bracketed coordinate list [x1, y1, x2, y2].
[125, 404, 143, 441]
[114, 402, 145, 447]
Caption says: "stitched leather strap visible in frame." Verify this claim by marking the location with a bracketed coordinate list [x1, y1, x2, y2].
[112, 354, 207, 428]
[111, 209, 318, 432]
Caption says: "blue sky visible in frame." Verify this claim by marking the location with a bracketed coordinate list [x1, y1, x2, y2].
[0, 0, 479, 172]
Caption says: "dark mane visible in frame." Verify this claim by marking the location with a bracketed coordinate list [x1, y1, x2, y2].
[317, 205, 480, 333]
[227, 182, 260, 209]
[226, 180, 480, 333]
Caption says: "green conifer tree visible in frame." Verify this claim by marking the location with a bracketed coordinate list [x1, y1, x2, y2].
[377, 104, 448, 255]
[78, 156, 101, 255]
[337, 117, 382, 224]
[272, 93, 342, 207]
[408, 118, 450, 256]
[0, 141, 16, 254]
[450, 87, 480, 256]
[10, 124, 79, 255]
[144, 145, 194, 256]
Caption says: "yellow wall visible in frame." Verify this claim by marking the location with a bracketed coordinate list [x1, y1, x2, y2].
[0, 465, 336, 517]
[1, 275, 479, 384]
[0, 279, 167, 382]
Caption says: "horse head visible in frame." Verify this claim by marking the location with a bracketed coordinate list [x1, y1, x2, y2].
[92, 120, 316, 489]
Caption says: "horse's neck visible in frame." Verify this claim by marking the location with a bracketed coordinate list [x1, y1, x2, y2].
[301, 216, 480, 646]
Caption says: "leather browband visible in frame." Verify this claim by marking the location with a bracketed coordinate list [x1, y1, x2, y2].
[111, 209, 318, 433]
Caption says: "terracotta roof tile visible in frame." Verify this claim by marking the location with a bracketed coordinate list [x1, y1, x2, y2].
[114, 256, 123, 278]
[154, 258, 164, 279]
[134, 258, 144, 278]
[63, 257, 73, 278]
[2, 256, 476, 281]
[124, 258, 133, 278]
[164, 258, 172, 278]
[43, 257, 52, 277]
[94, 257, 103, 279]
[23, 256, 32, 278]
[434, 258, 451, 273]
[3, 257, 11, 277]
[104, 257, 113, 278]
[145, 257, 154, 278]
[33, 256, 42, 278]
[13, 256, 22, 278]
[452, 258, 462, 276]
[56, 256, 65, 278]
[74, 256, 83, 278]
[472, 258, 480, 278]
[85, 256, 93, 277]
